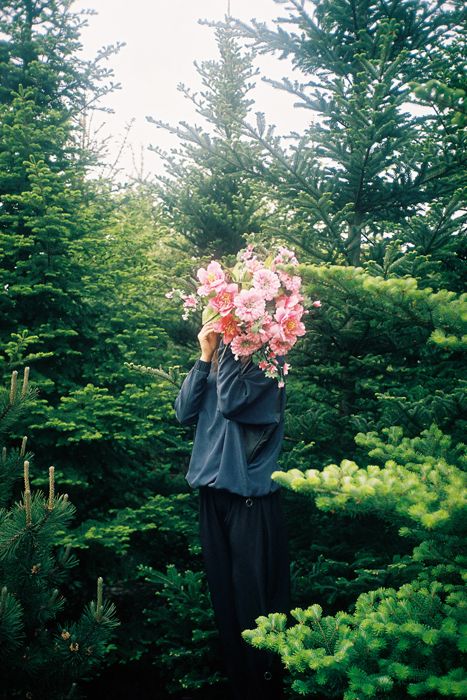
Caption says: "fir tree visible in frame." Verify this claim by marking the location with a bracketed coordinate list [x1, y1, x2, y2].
[0, 367, 119, 699]
[148, 23, 266, 257]
[245, 424, 467, 699]
[0, 0, 122, 395]
[204, 0, 467, 268]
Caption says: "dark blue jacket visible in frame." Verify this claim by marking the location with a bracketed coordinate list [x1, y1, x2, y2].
[174, 341, 286, 497]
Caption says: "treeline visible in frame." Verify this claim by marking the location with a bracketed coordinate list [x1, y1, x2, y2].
[0, 1, 465, 699]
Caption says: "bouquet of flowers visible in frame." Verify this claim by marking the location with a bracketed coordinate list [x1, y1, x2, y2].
[166, 243, 321, 386]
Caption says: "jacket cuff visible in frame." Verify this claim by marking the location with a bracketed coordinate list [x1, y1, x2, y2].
[194, 359, 212, 373]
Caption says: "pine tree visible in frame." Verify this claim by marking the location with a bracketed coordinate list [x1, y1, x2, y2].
[217, 0, 467, 268]
[244, 423, 467, 699]
[148, 22, 266, 257]
[0, 0, 121, 395]
[0, 2, 186, 512]
[0, 367, 119, 699]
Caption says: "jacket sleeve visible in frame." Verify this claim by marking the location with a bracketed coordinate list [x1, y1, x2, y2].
[216, 342, 283, 425]
[174, 359, 211, 425]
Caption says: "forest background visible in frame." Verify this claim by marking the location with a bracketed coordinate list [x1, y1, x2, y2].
[0, 0, 466, 699]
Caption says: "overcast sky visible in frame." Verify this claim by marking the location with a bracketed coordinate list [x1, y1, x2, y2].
[74, 0, 310, 180]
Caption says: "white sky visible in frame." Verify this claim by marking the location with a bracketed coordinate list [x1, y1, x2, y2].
[74, 0, 310, 181]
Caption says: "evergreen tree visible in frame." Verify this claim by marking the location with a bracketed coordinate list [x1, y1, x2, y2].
[207, 0, 467, 269]
[0, 2, 188, 514]
[0, 367, 119, 699]
[0, 0, 122, 398]
[148, 23, 267, 257]
[245, 422, 467, 698]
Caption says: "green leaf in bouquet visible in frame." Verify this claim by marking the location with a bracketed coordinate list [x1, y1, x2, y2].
[202, 304, 220, 324]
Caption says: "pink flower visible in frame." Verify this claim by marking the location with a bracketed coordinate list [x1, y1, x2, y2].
[249, 315, 273, 345]
[277, 270, 302, 293]
[234, 288, 266, 323]
[230, 332, 263, 358]
[197, 261, 226, 296]
[239, 244, 255, 261]
[269, 336, 296, 354]
[165, 290, 175, 299]
[245, 257, 262, 273]
[275, 293, 304, 311]
[252, 269, 281, 301]
[181, 293, 198, 320]
[262, 361, 279, 378]
[210, 283, 238, 316]
[276, 307, 306, 338]
[181, 293, 197, 308]
[283, 362, 291, 375]
[312, 300, 322, 307]
[274, 246, 298, 266]
[247, 312, 273, 339]
[213, 314, 241, 344]
[269, 307, 306, 347]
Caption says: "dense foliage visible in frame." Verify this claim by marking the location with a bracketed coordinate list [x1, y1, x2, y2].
[0, 368, 119, 699]
[1, 0, 465, 698]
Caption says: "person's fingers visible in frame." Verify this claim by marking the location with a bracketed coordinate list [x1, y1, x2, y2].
[199, 322, 218, 336]
[199, 326, 214, 337]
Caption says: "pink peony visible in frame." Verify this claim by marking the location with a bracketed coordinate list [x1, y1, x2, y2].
[197, 261, 226, 296]
[252, 268, 281, 301]
[275, 293, 304, 311]
[234, 288, 266, 323]
[270, 307, 306, 344]
[245, 257, 262, 273]
[269, 336, 296, 355]
[277, 270, 302, 294]
[210, 283, 238, 316]
[213, 314, 241, 344]
[230, 332, 263, 358]
[278, 307, 306, 337]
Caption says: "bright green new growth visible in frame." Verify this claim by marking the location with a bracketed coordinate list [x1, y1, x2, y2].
[0, 368, 120, 697]
[243, 421, 466, 698]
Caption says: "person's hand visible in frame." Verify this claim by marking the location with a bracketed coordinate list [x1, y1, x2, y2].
[198, 321, 220, 362]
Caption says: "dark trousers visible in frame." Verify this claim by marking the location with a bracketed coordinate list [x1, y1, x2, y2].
[198, 486, 291, 700]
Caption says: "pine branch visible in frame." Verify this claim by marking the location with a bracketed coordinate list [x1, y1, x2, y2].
[124, 361, 185, 390]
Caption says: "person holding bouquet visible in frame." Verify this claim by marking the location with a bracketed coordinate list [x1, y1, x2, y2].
[174, 320, 291, 700]
[170, 243, 318, 698]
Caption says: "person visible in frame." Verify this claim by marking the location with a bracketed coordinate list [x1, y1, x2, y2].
[174, 320, 291, 700]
